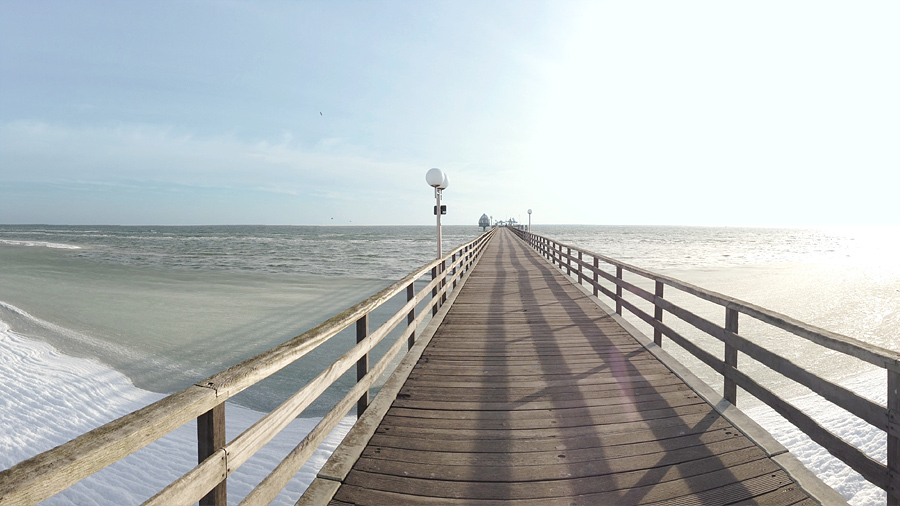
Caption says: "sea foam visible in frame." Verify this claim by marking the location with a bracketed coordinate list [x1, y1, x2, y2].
[0, 239, 81, 249]
[0, 320, 352, 506]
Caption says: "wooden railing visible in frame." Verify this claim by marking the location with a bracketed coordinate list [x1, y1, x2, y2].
[509, 227, 900, 504]
[0, 228, 495, 506]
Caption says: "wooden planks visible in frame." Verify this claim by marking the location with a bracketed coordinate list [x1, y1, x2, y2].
[329, 228, 818, 506]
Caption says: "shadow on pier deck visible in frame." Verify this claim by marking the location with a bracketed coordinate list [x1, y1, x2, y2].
[300, 228, 837, 505]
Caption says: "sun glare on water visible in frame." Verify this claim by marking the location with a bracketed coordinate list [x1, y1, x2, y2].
[819, 226, 900, 274]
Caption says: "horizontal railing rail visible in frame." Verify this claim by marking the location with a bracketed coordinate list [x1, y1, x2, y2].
[509, 226, 900, 504]
[0, 228, 496, 506]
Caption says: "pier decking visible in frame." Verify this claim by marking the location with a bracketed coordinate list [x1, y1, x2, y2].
[305, 228, 820, 505]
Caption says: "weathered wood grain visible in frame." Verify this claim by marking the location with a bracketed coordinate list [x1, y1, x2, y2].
[366, 415, 734, 453]
[394, 372, 678, 391]
[385, 394, 706, 421]
[362, 426, 750, 466]
[340, 455, 782, 502]
[392, 383, 691, 410]
[389, 388, 697, 411]
[142, 450, 226, 506]
[197, 403, 226, 506]
[370, 409, 727, 443]
[725, 307, 739, 405]
[353, 437, 758, 482]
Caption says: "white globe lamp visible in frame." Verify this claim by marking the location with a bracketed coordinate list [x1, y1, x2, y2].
[426, 168, 444, 188]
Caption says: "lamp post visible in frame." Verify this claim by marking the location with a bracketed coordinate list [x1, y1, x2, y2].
[528, 209, 532, 233]
[425, 168, 449, 258]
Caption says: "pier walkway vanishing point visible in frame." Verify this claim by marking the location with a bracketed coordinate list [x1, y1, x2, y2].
[301, 228, 840, 505]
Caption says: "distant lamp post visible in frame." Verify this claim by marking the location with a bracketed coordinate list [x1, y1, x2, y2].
[528, 209, 532, 233]
[426, 168, 449, 258]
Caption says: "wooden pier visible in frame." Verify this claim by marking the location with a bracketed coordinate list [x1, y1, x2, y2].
[9, 224, 896, 505]
[301, 228, 838, 505]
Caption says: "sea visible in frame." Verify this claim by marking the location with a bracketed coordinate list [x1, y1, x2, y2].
[1, 224, 898, 505]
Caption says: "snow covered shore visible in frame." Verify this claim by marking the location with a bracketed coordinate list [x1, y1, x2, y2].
[0, 321, 352, 506]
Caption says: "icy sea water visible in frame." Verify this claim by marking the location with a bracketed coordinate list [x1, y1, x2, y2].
[1, 224, 899, 505]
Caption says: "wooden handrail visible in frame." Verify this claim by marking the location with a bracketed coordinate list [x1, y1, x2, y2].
[508, 227, 899, 504]
[0, 228, 495, 506]
[518, 229, 900, 371]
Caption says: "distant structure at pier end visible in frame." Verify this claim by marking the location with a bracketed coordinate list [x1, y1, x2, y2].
[478, 213, 490, 231]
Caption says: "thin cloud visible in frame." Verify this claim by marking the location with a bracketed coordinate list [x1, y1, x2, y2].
[0, 121, 421, 191]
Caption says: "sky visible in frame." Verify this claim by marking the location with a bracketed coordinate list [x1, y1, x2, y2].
[1, 1, 898, 227]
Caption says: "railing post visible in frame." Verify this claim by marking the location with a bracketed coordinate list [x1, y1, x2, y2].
[724, 307, 738, 405]
[407, 283, 415, 350]
[654, 281, 664, 346]
[198, 403, 226, 506]
[451, 253, 458, 289]
[592, 257, 599, 297]
[431, 266, 438, 316]
[441, 259, 447, 304]
[566, 247, 572, 275]
[577, 251, 583, 285]
[615, 266, 623, 315]
[356, 314, 369, 417]
[889, 370, 900, 506]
